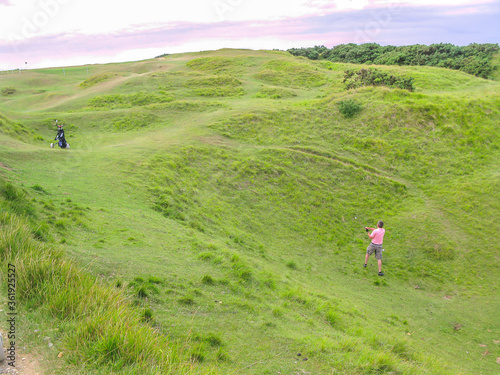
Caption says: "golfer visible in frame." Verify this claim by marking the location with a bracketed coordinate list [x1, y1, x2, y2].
[364, 221, 385, 276]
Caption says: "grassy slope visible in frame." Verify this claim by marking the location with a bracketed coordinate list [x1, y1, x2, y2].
[0, 49, 499, 374]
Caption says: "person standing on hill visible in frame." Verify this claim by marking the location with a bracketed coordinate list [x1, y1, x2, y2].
[363, 221, 385, 276]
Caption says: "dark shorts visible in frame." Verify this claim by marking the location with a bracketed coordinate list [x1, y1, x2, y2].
[366, 243, 383, 260]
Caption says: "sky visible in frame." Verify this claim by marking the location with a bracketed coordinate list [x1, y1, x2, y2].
[0, 0, 499, 70]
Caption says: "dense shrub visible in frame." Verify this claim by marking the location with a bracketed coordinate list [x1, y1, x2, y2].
[343, 68, 415, 92]
[288, 43, 500, 79]
[338, 99, 363, 118]
[1, 87, 16, 95]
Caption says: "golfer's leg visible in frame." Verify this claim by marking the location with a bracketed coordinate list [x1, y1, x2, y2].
[377, 259, 382, 272]
[365, 253, 370, 264]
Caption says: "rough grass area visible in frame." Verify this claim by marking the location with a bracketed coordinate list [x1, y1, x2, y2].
[0, 112, 39, 141]
[255, 59, 329, 88]
[0, 202, 205, 374]
[88, 91, 174, 109]
[186, 56, 256, 74]
[1, 86, 16, 95]
[184, 76, 245, 97]
[254, 86, 297, 99]
[79, 73, 117, 88]
[145, 145, 407, 249]
[108, 112, 158, 131]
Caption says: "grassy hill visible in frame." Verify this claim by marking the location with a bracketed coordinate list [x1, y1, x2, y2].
[1, 49, 499, 374]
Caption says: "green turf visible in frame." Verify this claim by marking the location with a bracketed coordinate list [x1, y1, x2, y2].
[0, 48, 499, 374]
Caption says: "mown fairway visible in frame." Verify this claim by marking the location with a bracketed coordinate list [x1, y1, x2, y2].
[1, 49, 499, 374]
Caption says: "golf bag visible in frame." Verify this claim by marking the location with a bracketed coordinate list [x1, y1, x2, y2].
[50, 122, 70, 149]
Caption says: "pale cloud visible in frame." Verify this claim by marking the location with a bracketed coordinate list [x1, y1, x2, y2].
[0, 0, 498, 70]
[399, 0, 494, 5]
[1, 0, 497, 39]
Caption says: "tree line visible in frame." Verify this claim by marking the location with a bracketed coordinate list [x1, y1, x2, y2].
[287, 43, 499, 79]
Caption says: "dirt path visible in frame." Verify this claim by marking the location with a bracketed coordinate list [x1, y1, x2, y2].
[0, 162, 13, 171]
[0, 351, 42, 375]
[1, 330, 43, 375]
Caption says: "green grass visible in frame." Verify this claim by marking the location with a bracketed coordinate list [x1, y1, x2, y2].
[254, 86, 297, 99]
[0, 48, 499, 374]
[184, 76, 245, 97]
[0, 213, 193, 374]
[255, 58, 329, 88]
[79, 73, 117, 88]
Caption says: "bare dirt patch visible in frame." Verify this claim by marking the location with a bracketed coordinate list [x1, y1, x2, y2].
[0, 349, 43, 375]
[0, 163, 12, 171]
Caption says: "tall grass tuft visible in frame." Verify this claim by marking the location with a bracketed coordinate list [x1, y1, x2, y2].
[0, 212, 197, 374]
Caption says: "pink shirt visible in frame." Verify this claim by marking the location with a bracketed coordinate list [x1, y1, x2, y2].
[371, 228, 385, 245]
